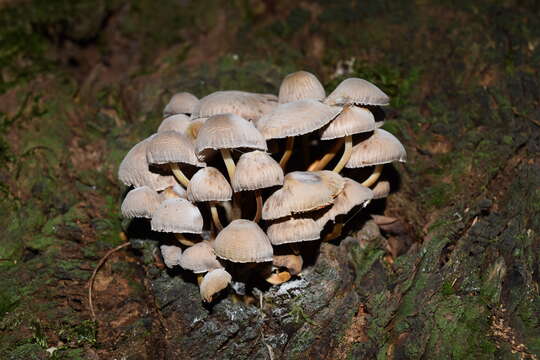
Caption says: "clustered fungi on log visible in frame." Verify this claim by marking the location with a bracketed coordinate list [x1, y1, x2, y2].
[118, 71, 406, 303]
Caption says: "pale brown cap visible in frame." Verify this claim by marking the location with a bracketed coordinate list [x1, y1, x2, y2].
[267, 218, 322, 245]
[195, 113, 267, 156]
[179, 241, 223, 274]
[257, 100, 340, 140]
[262, 170, 345, 220]
[121, 186, 161, 219]
[346, 129, 406, 168]
[232, 151, 284, 192]
[147, 130, 205, 167]
[324, 78, 390, 106]
[372, 180, 390, 199]
[187, 167, 232, 202]
[157, 114, 191, 133]
[200, 268, 232, 302]
[316, 178, 373, 226]
[191, 91, 277, 121]
[321, 105, 376, 140]
[118, 136, 177, 191]
[159, 184, 187, 201]
[213, 219, 273, 263]
[151, 198, 203, 234]
[163, 92, 199, 117]
[273, 254, 303, 275]
[160, 245, 183, 268]
[278, 71, 325, 104]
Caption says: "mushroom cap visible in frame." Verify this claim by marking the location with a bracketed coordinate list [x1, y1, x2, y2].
[232, 151, 284, 192]
[273, 254, 303, 275]
[321, 105, 376, 140]
[118, 136, 177, 191]
[278, 71, 326, 104]
[267, 218, 322, 245]
[257, 100, 340, 140]
[179, 241, 223, 274]
[187, 167, 232, 202]
[195, 113, 267, 155]
[316, 178, 373, 226]
[372, 180, 390, 199]
[160, 245, 183, 268]
[159, 184, 187, 201]
[163, 92, 199, 117]
[147, 130, 205, 167]
[121, 186, 161, 219]
[213, 219, 273, 263]
[200, 268, 232, 302]
[157, 114, 191, 133]
[346, 129, 407, 168]
[324, 78, 390, 106]
[262, 170, 345, 220]
[151, 198, 203, 234]
[191, 90, 277, 121]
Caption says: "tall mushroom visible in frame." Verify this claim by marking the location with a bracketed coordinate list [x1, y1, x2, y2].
[121, 186, 161, 219]
[151, 198, 204, 246]
[324, 78, 390, 107]
[278, 70, 326, 104]
[163, 92, 199, 118]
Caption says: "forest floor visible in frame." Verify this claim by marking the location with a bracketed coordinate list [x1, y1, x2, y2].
[0, 1, 539, 359]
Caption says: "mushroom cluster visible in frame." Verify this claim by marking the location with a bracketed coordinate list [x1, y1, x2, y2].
[118, 71, 406, 302]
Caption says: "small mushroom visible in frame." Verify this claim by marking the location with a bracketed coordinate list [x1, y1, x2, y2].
[262, 171, 345, 220]
[257, 100, 340, 169]
[121, 186, 161, 219]
[163, 92, 199, 117]
[232, 151, 284, 222]
[345, 129, 406, 187]
[324, 78, 390, 106]
[267, 218, 322, 245]
[146, 130, 205, 188]
[273, 254, 303, 275]
[278, 71, 325, 104]
[187, 167, 232, 231]
[159, 184, 187, 201]
[200, 268, 232, 302]
[372, 180, 390, 199]
[179, 241, 223, 274]
[157, 114, 191, 133]
[213, 219, 273, 263]
[151, 198, 203, 234]
[160, 245, 183, 268]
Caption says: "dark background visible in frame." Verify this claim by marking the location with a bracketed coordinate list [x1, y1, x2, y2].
[0, 0, 539, 359]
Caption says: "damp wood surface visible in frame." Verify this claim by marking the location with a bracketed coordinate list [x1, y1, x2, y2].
[0, 0, 539, 359]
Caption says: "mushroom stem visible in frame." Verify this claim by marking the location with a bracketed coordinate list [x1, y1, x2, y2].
[323, 223, 343, 241]
[361, 164, 384, 187]
[197, 274, 204, 286]
[210, 204, 224, 231]
[253, 190, 262, 223]
[307, 138, 344, 171]
[219, 201, 233, 221]
[170, 163, 190, 188]
[279, 137, 295, 169]
[175, 233, 197, 246]
[289, 243, 300, 255]
[220, 148, 236, 181]
[332, 135, 353, 173]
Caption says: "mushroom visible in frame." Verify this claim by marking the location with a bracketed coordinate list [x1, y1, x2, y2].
[267, 218, 322, 246]
[232, 150, 284, 222]
[262, 171, 345, 221]
[310, 105, 377, 173]
[200, 268, 232, 302]
[118, 136, 177, 191]
[160, 245, 183, 268]
[159, 184, 187, 201]
[195, 113, 267, 181]
[187, 167, 232, 230]
[157, 114, 191, 133]
[151, 198, 204, 246]
[278, 71, 325, 104]
[345, 129, 406, 187]
[179, 241, 223, 280]
[257, 100, 340, 169]
[213, 219, 273, 263]
[191, 90, 277, 122]
[324, 78, 390, 106]
[121, 186, 161, 219]
[146, 130, 205, 188]
[273, 254, 303, 276]
[163, 92, 199, 117]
